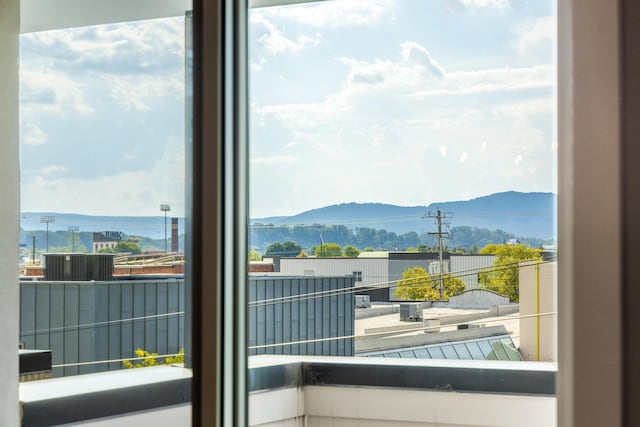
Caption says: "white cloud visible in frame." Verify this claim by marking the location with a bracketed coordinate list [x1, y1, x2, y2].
[21, 18, 184, 74]
[491, 97, 554, 118]
[251, 57, 267, 71]
[22, 124, 48, 146]
[21, 17, 185, 114]
[513, 16, 556, 61]
[261, 0, 395, 28]
[336, 41, 444, 96]
[251, 155, 297, 165]
[410, 64, 555, 97]
[400, 41, 445, 79]
[42, 165, 67, 175]
[21, 69, 93, 115]
[515, 154, 523, 164]
[106, 72, 183, 111]
[459, 152, 468, 163]
[449, 0, 511, 10]
[22, 139, 185, 216]
[251, 13, 320, 55]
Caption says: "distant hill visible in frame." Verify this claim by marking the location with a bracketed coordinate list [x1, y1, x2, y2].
[252, 191, 556, 239]
[20, 212, 185, 240]
[21, 192, 556, 242]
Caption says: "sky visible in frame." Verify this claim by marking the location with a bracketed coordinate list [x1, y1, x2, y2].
[19, 0, 556, 219]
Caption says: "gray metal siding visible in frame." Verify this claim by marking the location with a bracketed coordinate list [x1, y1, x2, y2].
[248, 276, 354, 357]
[21, 275, 352, 377]
[20, 279, 184, 377]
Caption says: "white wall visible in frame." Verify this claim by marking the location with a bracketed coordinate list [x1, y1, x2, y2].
[303, 386, 555, 427]
[246, 386, 554, 427]
[279, 258, 388, 288]
[61, 404, 191, 427]
[0, 0, 20, 424]
[249, 388, 305, 427]
[519, 261, 557, 362]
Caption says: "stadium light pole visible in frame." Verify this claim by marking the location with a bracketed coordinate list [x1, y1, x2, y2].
[160, 204, 171, 252]
[40, 215, 55, 253]
[68, 225, 79, 252]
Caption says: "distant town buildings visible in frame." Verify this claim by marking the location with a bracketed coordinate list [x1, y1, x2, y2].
[272, 252, 497, 301]
[92, 231, 122, 252]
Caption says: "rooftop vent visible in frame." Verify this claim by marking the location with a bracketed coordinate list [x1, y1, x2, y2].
[399, 302, 423, 322]
[44, 254, 115, 281]
[355, 295, 371, 308]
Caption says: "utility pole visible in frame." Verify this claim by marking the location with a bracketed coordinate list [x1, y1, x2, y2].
[425, 208, 452, 301]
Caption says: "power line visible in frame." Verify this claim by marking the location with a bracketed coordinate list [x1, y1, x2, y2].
[52, 352, 184, 369]
[20, 311, 184, 337]
[248, 311, 558, 350]
[248, 257, 553, 307]
[425, 208, 453, 300]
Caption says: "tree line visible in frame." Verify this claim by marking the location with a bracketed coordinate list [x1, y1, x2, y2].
[249, 223, 552, 253]
[19, 229, 178, 258]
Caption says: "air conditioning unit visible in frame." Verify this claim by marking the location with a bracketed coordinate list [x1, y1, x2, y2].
[355, 295, 371, 308]
[399, 303, 423, 321]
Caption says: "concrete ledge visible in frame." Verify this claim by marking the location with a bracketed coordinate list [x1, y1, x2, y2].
[20, 366, 191, 427]
[249, 356, 556, 396]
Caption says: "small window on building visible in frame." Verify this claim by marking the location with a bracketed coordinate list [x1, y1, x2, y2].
[353, 271, 363, 282]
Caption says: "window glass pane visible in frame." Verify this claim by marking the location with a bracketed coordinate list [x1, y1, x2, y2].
[248, 0, 556, 423]
[19, 14, 188, 385]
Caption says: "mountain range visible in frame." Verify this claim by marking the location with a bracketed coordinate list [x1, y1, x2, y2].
[21, 191, 557, 241]
[252, 191, 556, 239]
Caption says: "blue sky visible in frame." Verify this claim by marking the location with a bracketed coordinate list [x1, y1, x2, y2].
[19, 0, 556, 218]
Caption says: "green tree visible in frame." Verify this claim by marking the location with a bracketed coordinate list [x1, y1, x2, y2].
[443, 274, 466, 299]
[394, 266, 466, 301]
[417, 244, 430, 253]
[478, 243, 542, 302]
[248, 249, 262, 261]
[394, 266, 435, 300]
[123, 348, 184, 368]
[281, 240, 303, 257]
[264, 241, 284, 256]
[314, 243, 342, 257]
[265, 240, 302, 257]
[115, 241, 142, 254]
[343, 245, 361, 257]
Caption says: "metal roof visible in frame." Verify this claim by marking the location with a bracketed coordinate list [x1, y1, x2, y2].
[358, 334, 522, 361]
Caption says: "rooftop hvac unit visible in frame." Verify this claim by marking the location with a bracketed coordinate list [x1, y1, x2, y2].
[399, 302, 423, 322]
[355, 295, 371, 308]
[44, 254, 115, 281]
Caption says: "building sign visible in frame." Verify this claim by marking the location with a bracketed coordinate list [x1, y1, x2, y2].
[104, 231, 123, 242]
[93, 231, 123, 242]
